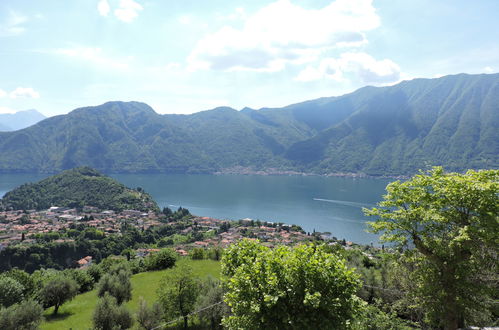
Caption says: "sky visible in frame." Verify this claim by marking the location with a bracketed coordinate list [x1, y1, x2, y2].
[0, 0, 498, 117]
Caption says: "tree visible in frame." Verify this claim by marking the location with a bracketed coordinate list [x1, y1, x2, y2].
[97, 270, 132, 305]
[0, 276, 24, 307]
[3, 269, 34, 297]
[145, 248, 177, 271]
[93, 293, 133, 330]
[136, 297, 163, 330]
[40, 276, 78, 315]
[157, 264, 199, 329]
[221, 239, 362, 329]
[364, 167, 499, 329]
[196, 276, 228, 329]
[0, 299, 43, 330]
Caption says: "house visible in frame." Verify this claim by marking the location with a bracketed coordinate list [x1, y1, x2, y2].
[77, 256, 93, 268]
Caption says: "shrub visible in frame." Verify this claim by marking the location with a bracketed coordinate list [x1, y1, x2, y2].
[0, 299, 43, 330]
[145, 248, 177, 271]
[0, 276, 24, 307]
[93, 293, 133, 330]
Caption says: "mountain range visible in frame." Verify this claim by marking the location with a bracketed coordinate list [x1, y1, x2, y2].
[0, 73, 497, 176]
[0, 109, 46, 131]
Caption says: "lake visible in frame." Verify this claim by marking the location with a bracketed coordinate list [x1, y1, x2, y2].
[0, 173, 393, 244]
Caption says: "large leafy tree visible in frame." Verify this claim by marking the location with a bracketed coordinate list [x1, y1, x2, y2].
[364, 167, 498, 329]
[221, 240, 361, 329]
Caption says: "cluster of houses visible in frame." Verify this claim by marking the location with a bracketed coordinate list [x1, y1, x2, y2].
[0, 206, 317, 263]
[0, 206, 161, 250]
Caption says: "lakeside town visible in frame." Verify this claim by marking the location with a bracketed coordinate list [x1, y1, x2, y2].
[0, 206, 336, 260]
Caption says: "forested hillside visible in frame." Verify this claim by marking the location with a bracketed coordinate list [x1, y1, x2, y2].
[0, 73, 497, 175]
[0, 167, 158, 212]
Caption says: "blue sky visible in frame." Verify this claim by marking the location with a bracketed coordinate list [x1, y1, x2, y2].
[1, 0, 498, 117]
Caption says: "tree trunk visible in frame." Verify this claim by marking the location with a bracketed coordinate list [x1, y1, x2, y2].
[53, 304, 59, 315]
[441, 266, 460, 330]
[183, 316, 188, 329]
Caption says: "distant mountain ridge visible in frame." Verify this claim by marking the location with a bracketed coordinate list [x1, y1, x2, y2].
[0, 73, 497, 175]
[0, 109, 46, 131]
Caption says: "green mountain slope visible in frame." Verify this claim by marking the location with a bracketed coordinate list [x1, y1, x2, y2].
[0, 167, 159, 211]
[285, 74, 499, 175]
[0, 73, 497, 175]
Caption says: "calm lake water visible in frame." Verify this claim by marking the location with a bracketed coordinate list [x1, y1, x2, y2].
[0, 173, 393, 244]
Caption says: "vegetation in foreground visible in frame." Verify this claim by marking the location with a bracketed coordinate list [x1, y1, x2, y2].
[0, 167, 497, 329]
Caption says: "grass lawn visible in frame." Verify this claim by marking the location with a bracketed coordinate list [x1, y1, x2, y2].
[40, 259, 221, 330]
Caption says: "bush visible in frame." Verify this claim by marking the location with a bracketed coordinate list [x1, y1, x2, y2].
[136, 297, 163, 330]
[145, 248, 177, 271]
[97, 270, 132, 305]
[63, 269, 95, 293]
[93, 293, 134, 330]
[0, 276, 24, 307]
[3, 269, 34, 297]
[190, 248, 205, 260]
[0, 299, 43, 330]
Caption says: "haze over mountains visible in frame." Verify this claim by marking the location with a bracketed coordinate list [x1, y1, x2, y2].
[0, 109, 46, 131]
[0, 73, 497, 176]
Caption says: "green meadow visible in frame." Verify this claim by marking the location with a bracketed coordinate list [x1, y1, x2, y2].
[40, 259, 221, 330]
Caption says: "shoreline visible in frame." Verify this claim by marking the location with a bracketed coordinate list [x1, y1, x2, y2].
[213, 166, 409, 180]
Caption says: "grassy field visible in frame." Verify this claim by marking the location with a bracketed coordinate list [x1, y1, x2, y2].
[40, 259, 221, 330]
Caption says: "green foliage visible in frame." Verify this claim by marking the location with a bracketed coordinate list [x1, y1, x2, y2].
[353, 300, 414, 329]
[145, 248, 177, 271]
[196, 276, 227, 329]
[135, 297, 163, 330]
[97, 270, 132, 305]
[63, 268, 95, 293]
[40, 275, 78, 315]
[222, 240, 362, 329]
[2, 269, 35, 297]
[0, 166, 159, 212]
[157, 264, 200, 328]
[0, 276, 24, 307]
[93, 293, 134, 330]
[365, 167, 499, 328]
[0, 299, 43, 330]
[190, 247, 205, 260]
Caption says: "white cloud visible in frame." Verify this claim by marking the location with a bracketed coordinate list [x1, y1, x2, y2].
[114, 0, 143, 23]
[0, 11, 28, 37]
[9, 87, 40, 99]
[97, 0, 111, 17]
[55, 46, 132, 70]
[483, 66, 494, 73]
[296, 52, 401, 84]
[0, 89, 6, 98]
[0, 106, 17, 114]
[188, 0, 379, 72]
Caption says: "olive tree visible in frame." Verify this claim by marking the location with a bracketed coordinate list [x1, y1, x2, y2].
[40, 275, 78, 315]
[364, 167, 498, 329]
[93, 293, 134, 330]
[221, 240, 362, 329]
[0, 299, 43, 330]
[97, 269, 132, 305]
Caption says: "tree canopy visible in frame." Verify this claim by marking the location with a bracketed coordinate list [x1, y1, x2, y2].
[221, 240, 362, 329]
[365, 167, 499, 329]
